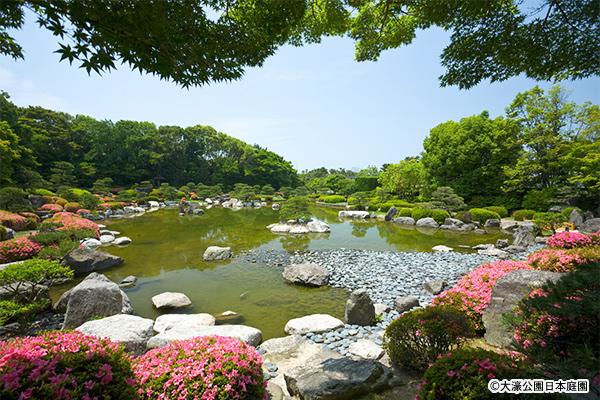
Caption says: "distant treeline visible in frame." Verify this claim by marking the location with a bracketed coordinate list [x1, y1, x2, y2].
[0, 92, 297, 190]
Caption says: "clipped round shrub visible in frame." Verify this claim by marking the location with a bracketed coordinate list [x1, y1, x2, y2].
[431, 209, 450, 224]
[512, 209, 536, 221]
[44, 212, 100, 237]
[512, 263, 599, 385]
[319, 194, 346, 204]
[383, 306, 475, 371]
[76, 208, 91, 215]
[0, 237, 42, 263]
[0, 331, 137, 399]
[484, 206, 508, 218]
[433, 260, 531, 332]
[528, 247, 600, 272]
[411, 208, 433, 221]
[64, 202, 82, 213]
[416, 348, 557, 400]
[31, 188, 55, 197]
[468, 208, 501, 223]
[133, 336, 267, 400]
[53, 197, 68, 207]
[398, 207, 413, 217]
[17, 212, 40, 230]
[0, 211, 28, 231]
[546, 231, 592, 249]
[533, 212, 566, 232]
[39, 203, 63, 213]
[0, 226, 8, 242]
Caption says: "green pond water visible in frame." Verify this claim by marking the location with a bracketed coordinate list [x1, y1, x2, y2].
[52, 207, 509, 339]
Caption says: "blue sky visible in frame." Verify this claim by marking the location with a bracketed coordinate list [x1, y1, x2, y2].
[1, 16, 598, 171]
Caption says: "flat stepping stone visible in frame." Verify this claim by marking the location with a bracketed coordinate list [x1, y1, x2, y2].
[76, 314, 154, 354]
[348, 339, 385, 359]
[151, 292, 192, 309]
[284, 314, 344, 335]
[153, 313, 215, 333]
[147, 324, 262, 349]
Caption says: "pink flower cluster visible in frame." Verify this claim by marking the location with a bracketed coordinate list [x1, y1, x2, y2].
[528, 247, 600, 272]
[0, 211, 28, 231]
[0, 331, 137, 400]
[0, 237, 42, 263]
[433, 261, 531, 331]
[38, 203, 64, 213]
[546, 231, 592, 249]
[133, 336, 267, 400]
[47, 212, 100, 237]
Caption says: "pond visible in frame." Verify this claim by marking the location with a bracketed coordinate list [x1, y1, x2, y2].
[52, 207, 509, 339]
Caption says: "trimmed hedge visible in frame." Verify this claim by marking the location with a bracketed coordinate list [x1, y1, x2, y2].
[411, 208, 432, 221]
[398, 207, 413, 217]
[319, 195, 346, 204]
[484, 206, 508, 218]
[431, 209, 450, 224]
[468, 208, 501, 223]
[512, 209, 536, 221]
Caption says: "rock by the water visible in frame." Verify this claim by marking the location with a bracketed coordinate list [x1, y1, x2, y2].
[394, 296, 419, 313]
[153, 313, 215, 333]
[113, 236, 132, 246]
[62, 273, 132, 329]
[272, 203, 281, 211]
[284, 356, 390, 400]
[289, 224, 310, 234]
[500, 220, 519, 232]
[348, 339, 385, 360]
[440, 218, 464, 230]
[203, 246, 232, 261]
[338, 210, 371, 219]
[483, 269, 564, 348]
[283, 263, 329, 287]
[270, 223, 291, 233]
[432, 245, 453, 252]
[81, 238, 102, 249]
[416, 217, 438, 228]
[580, 218, 600, 234]
[568, 209, 584, 228]
[512, 224, 538, 247]
[484, 219, 501, 228]
[62, 248, 123, 275]
[151, 292, 192, 309]
[423, 280, 447, 295]
[496, 239, 509, 249]
[147, 324, 262, 348]
[215, 310, 244, 324]
[76, 314, 154, 354]
[307, 219, 330, 233]
[392, 217, 415, 225]
[119, 275, 137, 288]
[345, 289, 376, 326]
[99, 234, 115, 244]
[384, 207, 397, 222]
[473, 243, 494, 250]
[284, 314, 344, 335]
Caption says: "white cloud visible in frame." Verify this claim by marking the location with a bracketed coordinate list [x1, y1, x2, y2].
[0, 64, 68, 110]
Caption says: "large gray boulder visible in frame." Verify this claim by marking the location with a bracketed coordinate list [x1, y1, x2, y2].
[512, 223, 538, 247]
[483, 269, 564, 348]
[307, 219, 330, 233]
[202, 246, 232, 261]
[284, 314, 344, 335]
[76, 314, 154, 354]
[568, 209, 584, 228]
[580, 217, 600, 234]
[392, 217, 415, 225]
[384, 207, 397, 222]
[283, 263, 329, 287]
[439, 218, 464, 230]
[338, 210, 371, 219]
[284, 356, 391, 400]
[147, 324, 263, 349]
[61, 248, 123, 275]
[345, 289, 375, 326]
[416, 217, 438, 228]
[484, 219, 501, 228]
[62, 273, 133, 329]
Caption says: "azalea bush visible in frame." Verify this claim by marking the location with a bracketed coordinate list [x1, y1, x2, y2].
[0, 331, 138, 399]
[38, 203, 63, 213]
[133, 336, 267, 400]
[416, 348, 561, 400]
[18, 212, 40, 230]
[0, 211, 28, 231]
[433, 261, 531, 332]
[511, 263, 599, 385]
[383, 306, 475, 371]
[528, 247, 600, 272]
[40, 212, 99, 237]
[546, 231, 592, 248]
[0, 237, 42, 263]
